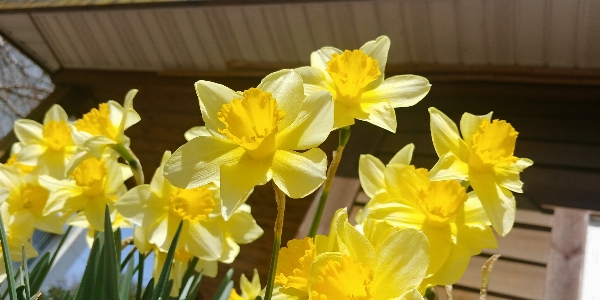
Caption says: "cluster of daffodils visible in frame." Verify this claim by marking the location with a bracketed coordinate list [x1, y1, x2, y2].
[0, 35, 532, 300]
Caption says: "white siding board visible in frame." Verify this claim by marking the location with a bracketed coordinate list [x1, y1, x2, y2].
[578, 1, 600, 68]
[95, 11, 135, 69]
[68, 13, 109, 68]
[303, 3, 336, 50]
[225, 7, 261, 62]
[186, 8, 227, 70]
[153, 9, 192, 69]
[171, 9, 211, 70]
[205, 7, 241, 63]
[55, 14, 90, 67]
[546, 0, 578, 67]
[243, 6, 279, 62]
[485, 0, 515, 65]
[514, 0, 545, 66]
[350, 2, 379, 45]
[80, 12, 122, 68]
[402, 1, 434, 63]
[327, 2, 358, 49]
[263, 5, 300, 62]
[283, 4, 314, 63]
[428, 0, 460, 64]
[34, 14, 78, 67]
[125, 11, 164, 70]
[455, 0, 488, 64]
[138, 9, 178, 69]
[375, 1, 411, 64]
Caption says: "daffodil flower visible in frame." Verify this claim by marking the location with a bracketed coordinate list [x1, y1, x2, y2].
[229, 269, 262, 300]
[0, 202, 38, 282]
[39, 148, 132, 232]
[71, 90, 141, 158]
[297, 36, 431, 132]
[117, 151, 263, 263]
[13, 104, 79, 179]
[164, 70, 333, 219]
[428, 107, 533, 236]
[0, 164, 64, 234]
[275, 209, 429, 300]
[69, 209, 132, 247]
[358, 151, 497, 289]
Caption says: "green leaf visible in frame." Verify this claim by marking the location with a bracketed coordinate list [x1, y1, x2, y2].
[179, 257, 198, 295]
[114, 228, 122, 264]
[213, 268, 234, 300]
[178, 276, 195, 300]
[28, 252, 50, 295]
[136, 252, 146, 300]
[103, 205, 120, 300]
[142, 278, 155, 300]
[74, 232, 104, 300]
[120, 257, 135, 300]
[255, 296, 263, 300]
[16, 286, 26, 300]
[0, 210, 18, 300]
[151, 221, 183, 300]
[184, 272, 203, 300]
[21, 247, 30, 299]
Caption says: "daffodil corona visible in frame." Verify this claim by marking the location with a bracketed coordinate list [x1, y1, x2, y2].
[164, 70, 334, 219]
[428, 107, 533, 236]
[297, 36, 431, 132]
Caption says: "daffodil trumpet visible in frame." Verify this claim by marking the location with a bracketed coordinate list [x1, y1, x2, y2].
[307, 125, 351, 239]
[264, 182, 287, 300]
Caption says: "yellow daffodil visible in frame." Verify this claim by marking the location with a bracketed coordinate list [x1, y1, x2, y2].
[164, 70, 333, 219]
[12, 105, 79, 179]
[428, 108, 533, 236]
[71, 89, 141, 158]
[69, 209, 132, 247]
[296, 36, 431, 132]
[229, 269, 262, 300]
[39, 148, 132, 232]
[117, 151, 263, 263]
[0, 164, 63, 234]
[358, 152, 497, 288]
[275, 209, 429, 300]
[0, 201, 38, 282]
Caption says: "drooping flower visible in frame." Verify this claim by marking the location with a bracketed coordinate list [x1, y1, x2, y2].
[0, 164, 63, 234]
[117, 151, 263, 265]
[71, 89, 141, 158]
[229, 269, 262, 300]
[12, 104, 79, 179]
[358, 151, 497, 289]
[297, 36, 431, 132]
[39, 148, 132, 232]
[428, 108, 533, 236]
[0, 196, 38, 282]
[164, 70, 334, 219]
[274, 209, 429, 300]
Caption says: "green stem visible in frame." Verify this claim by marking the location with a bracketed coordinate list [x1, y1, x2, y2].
[307, 126, 351, 238]
[111, 143, 144, 185]
[0, 211, 18, 300]
[264, 183, 287, 300]
[136, 252, 146, 300]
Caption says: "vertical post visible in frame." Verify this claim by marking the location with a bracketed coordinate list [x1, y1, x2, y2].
[543, 207, 589, 300]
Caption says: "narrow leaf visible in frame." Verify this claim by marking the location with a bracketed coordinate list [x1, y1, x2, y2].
[214, 281, 233, 300]
[142, 278, 155, 300]
[120, 257, 135, 300]
[184, 272, 203, 300]
[151, 221, 184, 300]
[178, 276, 195, 300]
[103, 205, 120, 300]
[28, 252, 50, 294]
[136, 252, 146, 300]
[21, 247, 30, 299]
[0, 211, 18, 300]
[74, 232, 104, 300]
[213, 268, 234, 300]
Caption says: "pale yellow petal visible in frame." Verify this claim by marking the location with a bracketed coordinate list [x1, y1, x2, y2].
[14, 119, 44, 144]
[461, 192, 491, 227]
[495, 159, 533, 193]
[147, 215, 169, 247]
[332, 102, 357, 129]
[422, 225, 452, 276]
[371, 228, 429, 299]
[276, 90, 333, 150]
[195, 80, 239, 139]
[17, 144, 45, 166]
[358, 154, 386, 198]
[121, 89, 141, 130]
[34, 213, 64, 234]
[428, 107, 470, 161]
[133, 226, 153, 254]
[367, 202, 425, 231]
[340, 221, 376, 267]
[185, 221, 223, 260]
[454, 223, 497, 255]
[220, 153, 271, 220]
[397, 288, 425, 300]
[226, 210, 264, 244]
[195, 259, 218, 277]
[184, 126, 211, 141]
[219, 236, 240, 264]
[310, 46, 343, 70]
[295, 66, 333, 97]
[429, 152, 469, 181]
[149, 151, 171, 195]
[257, 69, 305, 130]
[116, 185, 156, 225]
[388, 143, 415, 166]
[104, 155, 125, 194]
[470, 172, 516, 236]
[421, 243, 470, 287]
[359, 100, 396, 133]
[460, 111, 493, 146]
[359, 35, 390, 88]
[83, 135, 115, 157]
[84, 197, 111, 231]
[43, 104, 69, 123]
[362, 75, 430, 108]
[271, 149, 327, 199]
[0, 188, 8, 203]
[164, 136, 243, 189]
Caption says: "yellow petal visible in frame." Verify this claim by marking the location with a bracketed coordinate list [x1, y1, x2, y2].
[429, 152, 469, 181]
[362, 75, 431, 108]
[14, 120, 44, 144]
[257, 69, 305, 131]
[116, 185, 158, 225]
[332, 102, 357, 129]
[34, 213, 64, 234]
[359, 100, 396, 133]
[195, 258, 218, 277]
[454, 223, 497, 255]
[397, 288, 425, 300]
[226, 210, 264, 244]
[276, 90, 333, 151]
[359, 35, 390, 89]
[184, 126, 211, 141]
[220, 153, 271, 219]
[195, 80, 240, 140]
[340, 221, 376, 267]
[371, 228, 429, 299]
[389, 143, 415, 166]
[84, 197, 111, 231]
[271, 149, 327, 199]
[470, 172, 516, 236]
[310, 46, 343, 71]
[43, 104, 69, 123]
[422, 225, 452, 276]
[17, 144, 45, 166]
[185, 221, 223, 260]
[219, 236, 240, 264]
[461, 192, 491, 227]
[460, 111, 493, 146]
[367, 202, 425, 231]
[358, 154, 386, 198]
[164, 136, 243, 189]
[421, 243, 470, 287]
[295, 66, 333, 96]
[133, 226, 153, 254]
[428, 107, 470, 161]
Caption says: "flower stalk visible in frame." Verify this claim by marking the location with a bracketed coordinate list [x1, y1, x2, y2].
[264, 183, 287, 300]
[111, 143, 144, 185]
[307, 126, 351, 238]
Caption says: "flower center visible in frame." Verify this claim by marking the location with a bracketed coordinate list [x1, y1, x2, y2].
[218, 88, 286, 160]
[326, 50, 381, 106]
[169, 186, 215, 223]
[72, 157, 107, 196]
[75, 103, 119, 140]
[6, 154, 35, 174]
[276, 237, 316, 294]
[43, 120, 72, 151]
[417, 180, 467, 228]
[469, 119, 518, 171]
[20, 184, 50, 216]
[310, 255, 373, 300]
